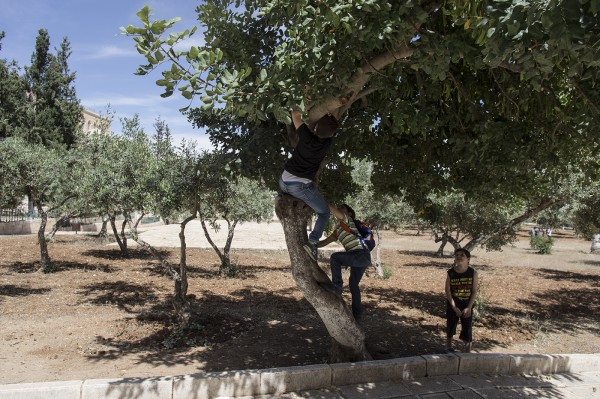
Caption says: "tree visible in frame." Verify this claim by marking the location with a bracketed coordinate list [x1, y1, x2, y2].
[572, 187, 600, 252]
[23, 29, 82, 149]
[74, 116, 154, 256]
[197, 164, 275, 275]
[0, 32, 29, 139]
[125, 1, 600, 361]
[0, 138, 76, 272]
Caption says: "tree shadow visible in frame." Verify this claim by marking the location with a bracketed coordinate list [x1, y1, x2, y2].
[0, 284, 51, 303]
[576, 259, 600, 267]
[81, 248, 171, 261]
[396, 249, 441, 258]
[535, 268, 600, 286]
[138, 263, 290, 280]
[76, 281, 160, 313]
[83, 289, 333, 371]
[518, 287, 600, 335]
[5, 260, 116, 273]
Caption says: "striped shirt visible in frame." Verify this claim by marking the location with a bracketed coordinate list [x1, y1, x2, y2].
[335, 215, 362, 252]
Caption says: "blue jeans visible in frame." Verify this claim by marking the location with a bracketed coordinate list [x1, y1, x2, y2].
[279, 177, 330, 243]
[330, 249, 371, 317]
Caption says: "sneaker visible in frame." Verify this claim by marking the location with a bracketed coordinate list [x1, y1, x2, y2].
[318, 282, 342, 296]
[303, 242, 318, 261]
[445, 347, 456, 354]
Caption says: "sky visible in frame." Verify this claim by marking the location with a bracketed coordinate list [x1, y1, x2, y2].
[0, 0, 212, 149]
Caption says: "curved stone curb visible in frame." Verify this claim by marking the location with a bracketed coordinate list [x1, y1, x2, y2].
[0, 353, 598, 399]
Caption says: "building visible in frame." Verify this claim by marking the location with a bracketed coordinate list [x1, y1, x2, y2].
[82, 109, 110, 134]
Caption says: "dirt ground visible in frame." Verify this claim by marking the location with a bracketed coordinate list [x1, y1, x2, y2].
[0, 225, 599, 384]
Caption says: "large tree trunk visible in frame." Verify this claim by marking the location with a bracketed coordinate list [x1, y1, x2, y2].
[275, 194, 371, 362]
[36, 203, 52, 273]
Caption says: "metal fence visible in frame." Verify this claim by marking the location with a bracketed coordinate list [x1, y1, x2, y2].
[0, 209, 27, 223]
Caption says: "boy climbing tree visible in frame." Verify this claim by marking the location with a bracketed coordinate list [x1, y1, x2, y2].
[278, 110, 338, 260]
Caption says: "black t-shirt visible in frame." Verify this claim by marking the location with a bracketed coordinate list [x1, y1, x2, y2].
[284, 124, 332, 181]
[447, 266, 475, 302]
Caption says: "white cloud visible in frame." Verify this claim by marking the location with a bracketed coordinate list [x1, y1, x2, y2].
[173, 35, 206, 51]
[81, 94, 178, 108]
[82, 45, 138, 60]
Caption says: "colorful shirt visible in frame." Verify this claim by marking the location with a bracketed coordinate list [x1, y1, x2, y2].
[335, 215, 362, 252]
[447, 266, 475, 302]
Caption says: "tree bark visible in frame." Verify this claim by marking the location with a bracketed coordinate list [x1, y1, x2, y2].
[219, 218, 238, 275]
[45, 214, 73, 241]
[275, 194, 371, 362]
[199, 217, 225, 262]
[36, 203, 52, 272]
[373, 228, 383, 277]
[98, 216, 109, 239]
[128, 219, 191, 323]
[109, 213, 127, 256]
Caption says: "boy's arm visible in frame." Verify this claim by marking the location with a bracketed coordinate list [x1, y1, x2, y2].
[329, 204, 346, 221]
[466, 269, 479, 311]
[317, 232, 337, 248]
[290, 110, 303, 129]
[445, 274, 462, 316]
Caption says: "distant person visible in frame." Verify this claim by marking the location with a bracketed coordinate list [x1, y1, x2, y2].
[317, 204, 371, 322]
[279, 110, 338, 261]
[546, 228, 553, 237]
[534, 227, 541, 236]
[445, 247, 478, 353]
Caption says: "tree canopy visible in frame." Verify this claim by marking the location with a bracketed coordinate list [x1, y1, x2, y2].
[125, 1, 599, 207]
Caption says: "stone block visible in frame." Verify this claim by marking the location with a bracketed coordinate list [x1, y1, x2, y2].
[395, 356, 427, 380]
[338, 380, 412, 399]
[259, 364, 331, 395]
[509, 354, 570, 375]
[330, 359, 399, 387]
[402, 376, 462, 395]
[457, 353, 511, 375]
[81, 377, 172, 399]
[173, 370, 261, 399]
[562, 354, 600, 374]
[0, 380, 82, 399]
[422, 354, 460, 376]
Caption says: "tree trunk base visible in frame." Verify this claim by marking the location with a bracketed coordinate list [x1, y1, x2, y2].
[329, 338, 372, 363]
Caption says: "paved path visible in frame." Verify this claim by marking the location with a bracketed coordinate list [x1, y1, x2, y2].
[1, 353, 598, 398]
[277, 372, 600, 398]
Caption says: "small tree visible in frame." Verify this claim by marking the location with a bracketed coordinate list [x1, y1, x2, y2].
[196, 153, 274, 275]
[0, 138, 76, 272]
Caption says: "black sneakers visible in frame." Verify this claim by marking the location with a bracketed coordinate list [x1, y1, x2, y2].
[303, 242, 318, 261]
[318, 282, 342, 296]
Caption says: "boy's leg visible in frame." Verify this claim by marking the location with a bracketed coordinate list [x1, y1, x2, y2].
[459, 313, 473, 346]
[446, 302, 458, 351]
[301, 184, 329, 244]
[349, 264, 367, 320]
[329, 252, 347, 290]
